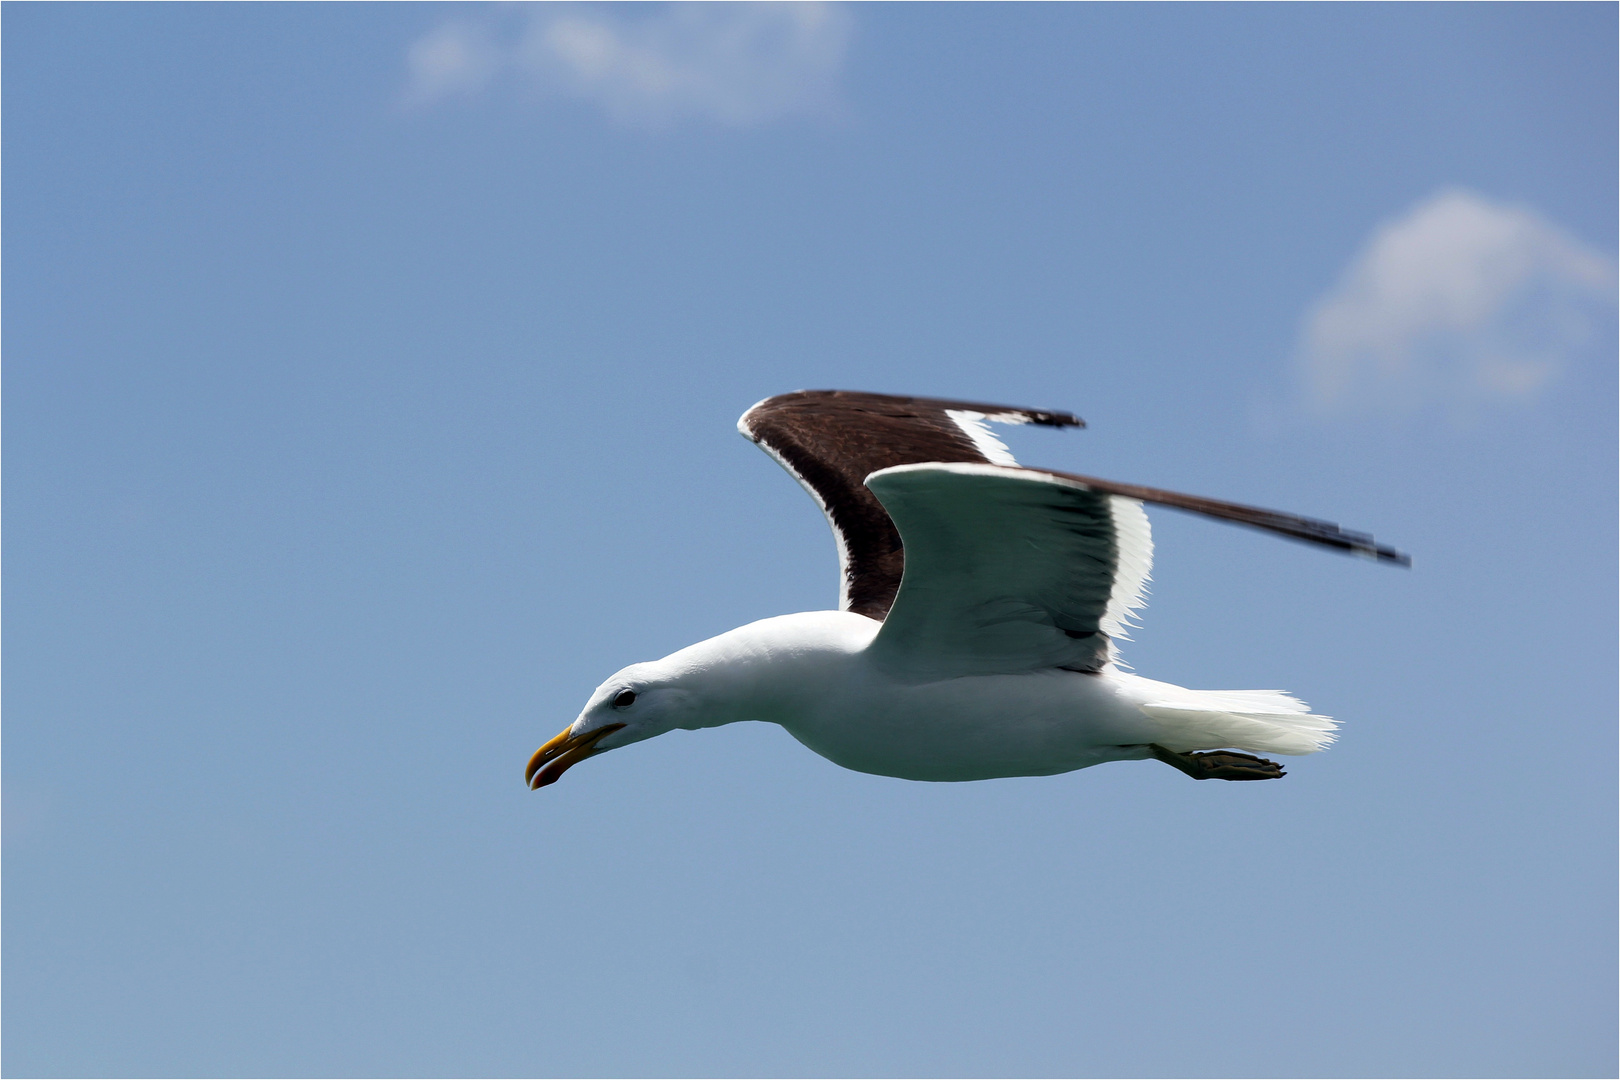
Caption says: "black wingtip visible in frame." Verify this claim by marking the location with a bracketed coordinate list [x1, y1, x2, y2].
[1323, 535, 1413, 567]
[1346, 537, 1411, 567]
[990, 405, 1083, 429]
[1376, 546, 1413, 568]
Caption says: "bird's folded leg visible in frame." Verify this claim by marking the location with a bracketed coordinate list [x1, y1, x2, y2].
[1147, 744, 1285, 781]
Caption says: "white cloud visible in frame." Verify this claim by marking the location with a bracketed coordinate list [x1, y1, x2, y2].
[403, 21, 504, 104]
[404, 2, 852, 127]
[1297, 189, 1616, 414]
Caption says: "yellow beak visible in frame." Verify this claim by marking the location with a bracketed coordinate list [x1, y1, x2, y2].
[525, 723, 626, 789]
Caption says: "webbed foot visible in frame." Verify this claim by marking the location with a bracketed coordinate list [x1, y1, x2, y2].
[1148, 744, 1285, 781]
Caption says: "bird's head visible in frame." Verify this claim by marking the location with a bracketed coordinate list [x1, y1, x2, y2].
[524, 618, 821, 789]
[525, 660, 704, 789]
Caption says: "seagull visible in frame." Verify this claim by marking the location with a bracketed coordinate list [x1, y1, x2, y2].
[527, 390, 1408, 790]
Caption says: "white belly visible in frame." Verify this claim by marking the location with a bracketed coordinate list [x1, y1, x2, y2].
[777, 659, 1161, 782]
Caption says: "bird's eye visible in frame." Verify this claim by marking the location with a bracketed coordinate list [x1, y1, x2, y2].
[612, 689, 637, 709]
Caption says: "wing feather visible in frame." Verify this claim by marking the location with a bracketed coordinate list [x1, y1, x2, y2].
[864, 463, 1149, 679]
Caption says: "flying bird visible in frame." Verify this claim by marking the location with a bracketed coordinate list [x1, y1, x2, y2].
[527, 390, 1408, 790]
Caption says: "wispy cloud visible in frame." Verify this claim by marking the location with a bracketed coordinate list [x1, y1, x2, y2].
[1297, 189, 1616, 415]
[403, 2, 852, 127]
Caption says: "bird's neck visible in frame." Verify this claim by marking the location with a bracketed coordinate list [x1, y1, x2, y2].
[662, 611, 877, 731]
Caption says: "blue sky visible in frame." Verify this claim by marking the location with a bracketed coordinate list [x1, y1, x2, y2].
[5, 4, 1615, 1077]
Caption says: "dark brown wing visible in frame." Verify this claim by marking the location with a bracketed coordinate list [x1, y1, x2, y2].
[737, 390, 1083, 619]
[1048, 471, 1411, 567]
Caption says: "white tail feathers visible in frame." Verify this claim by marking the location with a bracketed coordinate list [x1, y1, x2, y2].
[1137, 688, 1338, 756]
